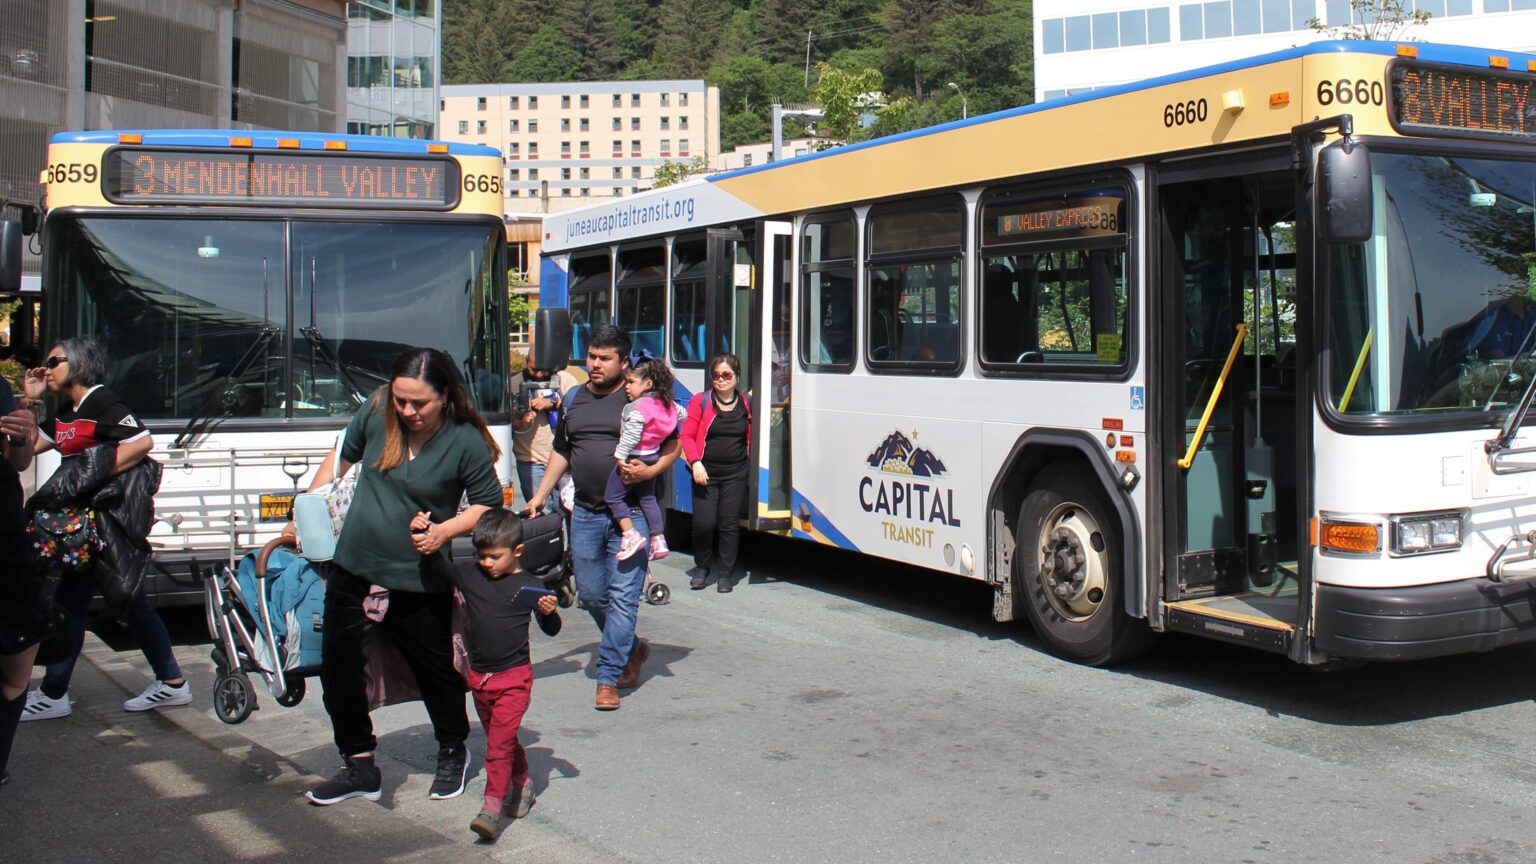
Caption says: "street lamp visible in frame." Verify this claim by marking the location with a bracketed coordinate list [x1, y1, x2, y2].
[947, 82, 967, 120]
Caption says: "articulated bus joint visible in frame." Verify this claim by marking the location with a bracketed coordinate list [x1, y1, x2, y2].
[1487, 530, 1536, 583]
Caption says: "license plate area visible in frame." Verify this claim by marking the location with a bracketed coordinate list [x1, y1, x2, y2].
[258, 493, 295, 522]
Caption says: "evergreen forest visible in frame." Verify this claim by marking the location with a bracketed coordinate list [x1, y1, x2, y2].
[441, 0, 1034, 151]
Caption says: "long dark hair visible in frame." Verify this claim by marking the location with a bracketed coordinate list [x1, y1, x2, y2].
[373, 347, 501, 472]
[630, 355, 675, 409]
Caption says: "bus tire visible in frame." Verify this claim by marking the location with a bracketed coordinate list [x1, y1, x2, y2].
[1015, 464, 1154, 666]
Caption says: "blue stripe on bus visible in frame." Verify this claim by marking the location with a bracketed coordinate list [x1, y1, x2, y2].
[791, 492, 859, 552]
[711, 39, 1536, 182]
[50, 129, 500, 157]
[670, 379, 696, 513]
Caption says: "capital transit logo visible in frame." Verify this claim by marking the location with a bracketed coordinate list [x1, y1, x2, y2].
[858, 429, 960, 542]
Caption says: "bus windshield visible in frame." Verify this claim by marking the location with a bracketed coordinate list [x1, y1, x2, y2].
[46, 217, 507, 423]
[1328, 151, 1536, 420]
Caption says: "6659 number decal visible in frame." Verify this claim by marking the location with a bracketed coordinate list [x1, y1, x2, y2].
[1163, 98, 1209, 127]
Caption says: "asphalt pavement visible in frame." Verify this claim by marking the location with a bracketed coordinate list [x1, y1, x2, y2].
[8, 536, 1536, 863]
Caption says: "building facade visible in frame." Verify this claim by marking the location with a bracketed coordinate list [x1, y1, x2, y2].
[345, 0, 438, 138]
[1035, 0, 1536, 102]
[713, 137, 820, 172]
[440, 80, 721, 215]
[1, 0, 346, 245]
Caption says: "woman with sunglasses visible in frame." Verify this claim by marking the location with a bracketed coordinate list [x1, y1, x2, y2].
[17, 337, 189, 723]
[680, 354, 752, 593]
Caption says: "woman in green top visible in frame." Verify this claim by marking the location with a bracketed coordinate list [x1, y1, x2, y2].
[299, 347, 505, 807]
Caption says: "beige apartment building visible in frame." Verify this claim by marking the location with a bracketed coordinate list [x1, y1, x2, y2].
[440, 80, 720, 215]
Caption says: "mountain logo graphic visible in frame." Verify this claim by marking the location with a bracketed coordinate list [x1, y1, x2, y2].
[866, 430, 947, 478]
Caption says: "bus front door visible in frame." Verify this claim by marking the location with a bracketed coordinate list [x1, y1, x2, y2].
[1158, 166, 1301, 652]
[753, 222, 793, 532]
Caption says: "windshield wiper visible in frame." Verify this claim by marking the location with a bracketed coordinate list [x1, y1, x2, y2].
[299, 325, 377, 406]
[172, 325, 280, 449]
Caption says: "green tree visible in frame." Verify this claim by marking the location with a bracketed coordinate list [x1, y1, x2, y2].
[1308, 0, 1431, 39]
[707, 9, 756, 71]
[882, 0, 956, 100]
[756, 0, 819, 65]
[710, 55, 773, 113]
[923, 6, 1033, 116]
[442, 0, 517, 84]
[559, 0, 630, 79]
[654, 0, 731, 78]
[812, 63, 883, 144]
[652, 156, 709, 187]
[721, 110, 766, 151]
[505, 26, 582, 82]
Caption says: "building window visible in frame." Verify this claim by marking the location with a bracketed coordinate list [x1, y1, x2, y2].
[1205, 2, 1233, 39]
[509, 96, 520, 109]
[457, 120, 468, 134]
[660, 93, 670, 107]
[477, 96, 486, 110]
[528, 96, 538, 109]
[580, 187, 590, 196]
[631, 139, 641, 154]
[744, 153, 753, 167]
[1043, 18, 1064, 53]
[1066, 15, 1090, 50]
[680, 92, 689, 106]
[631, 93, 641, 107]
[579, 140, 589, 156]
[660, 117, 670, 130]
[579, 94, 589, 108]
[529, 168, 539, 180]
[509, 168, 520, 181]
[660, 139, 670, 155]
[561, 168, 571, 180]
[612, 139, 622, 153]
[509, 119, 519, 132]
[1150, 6, 1172, 41]
[508, 142, 520, 157]
[529, 119, 539, 133]
[612, 117, 622, 131]
[679, 116, 689, 130]
[580, 167, 590, 179]
[631, 117, 641, 130]
[561, 94, 571, 108]
[632, 166, 641, 178]
[476, 120, 486, 134]
[580, 118, 589, 131]
[561, 188, 571, 196]
[613, 167, 623, 178]
[612, 93, 622, 107]
[1181, 3, 1203, 39]
[679, 139, 689, 155]
[561, 118, 571, 132]
[528, 142, 538, 156]
[561, 141, 571, 156]
[1119, 10, 1146, 45]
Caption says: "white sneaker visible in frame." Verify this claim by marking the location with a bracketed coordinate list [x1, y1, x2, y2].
[123, 680, 192, 712]
[20, 690, 70, 722]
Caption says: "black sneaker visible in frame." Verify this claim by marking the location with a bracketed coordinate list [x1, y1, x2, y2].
[429, 744, 471, 800]
[306, 755, 381, 805]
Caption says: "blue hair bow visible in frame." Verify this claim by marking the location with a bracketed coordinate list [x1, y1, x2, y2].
[629, 347, 656, 366]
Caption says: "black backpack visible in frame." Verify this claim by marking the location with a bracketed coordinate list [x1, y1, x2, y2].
[518, 510, 565, 576]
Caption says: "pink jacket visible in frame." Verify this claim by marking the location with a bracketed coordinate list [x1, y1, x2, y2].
[681, 391, 752, 465]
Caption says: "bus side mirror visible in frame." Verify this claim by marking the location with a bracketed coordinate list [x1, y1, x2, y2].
[0, 220, 22, 294]
[532, 307, 572, 372]
[1318, 140, 1373, 244]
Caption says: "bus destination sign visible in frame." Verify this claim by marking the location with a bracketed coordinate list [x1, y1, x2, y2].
[993, 195, 1123, 242]
[103, 149, 458, 209]
[1390, 60, 1536, 142]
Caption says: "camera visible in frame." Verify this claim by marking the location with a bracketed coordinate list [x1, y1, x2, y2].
[513, 377, 559, 416]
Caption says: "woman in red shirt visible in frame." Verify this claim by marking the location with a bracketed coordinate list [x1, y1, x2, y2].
[680, 354, 752, 593]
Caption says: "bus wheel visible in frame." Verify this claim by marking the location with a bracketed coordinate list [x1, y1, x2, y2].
[1016, 465, 1153, 666]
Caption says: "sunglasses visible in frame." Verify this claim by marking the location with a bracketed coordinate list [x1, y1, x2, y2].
[711, 371, 735, 380]
[45, 355, 67, 369]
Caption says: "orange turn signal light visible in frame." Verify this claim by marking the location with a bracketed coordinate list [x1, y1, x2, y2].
[1319, 519, 1380, 554]
[427, 143, 449, 154]
[1396, 45, 1418, 58]
[324, 140, 347, 151]
[117, 133, 143, 144]
[277, 138, 300, 149]
[1491, 56, 1510, 69]
[1269, 91, 1290, 107]
[229, 137, 253, 148]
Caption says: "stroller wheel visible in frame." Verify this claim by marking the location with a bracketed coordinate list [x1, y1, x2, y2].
[213, 672, 256, 725]
[275, 678, 306, 707]
[646, 582, 671, 606]
[557, 574, 576, 609]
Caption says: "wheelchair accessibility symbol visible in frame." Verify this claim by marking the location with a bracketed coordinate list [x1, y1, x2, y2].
[1129, 386, 1145, 411]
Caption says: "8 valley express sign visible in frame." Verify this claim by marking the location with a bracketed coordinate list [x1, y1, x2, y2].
[858, 429, 961, 549]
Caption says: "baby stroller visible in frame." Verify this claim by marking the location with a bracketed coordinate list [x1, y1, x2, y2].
[549, 475, 668, 606]
[203, 536, 324, 724]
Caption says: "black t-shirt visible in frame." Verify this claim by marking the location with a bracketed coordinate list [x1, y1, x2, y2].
[447, 563, 562, 673]
[701, 397, 749, 479]
[555, 383, 677, 513]
[40, 386, 149, 457]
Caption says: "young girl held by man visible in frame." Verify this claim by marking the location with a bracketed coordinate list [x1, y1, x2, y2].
[607, 352, 683, 561]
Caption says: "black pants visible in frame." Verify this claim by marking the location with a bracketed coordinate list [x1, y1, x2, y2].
[692, 470, 747, 581]
[320, 565, 467, 758]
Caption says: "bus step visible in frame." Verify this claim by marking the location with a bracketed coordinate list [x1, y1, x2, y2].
[1164, 600, 1292, 654]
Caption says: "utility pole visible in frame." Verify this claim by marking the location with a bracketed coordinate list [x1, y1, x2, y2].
[804, 29, 813, 87]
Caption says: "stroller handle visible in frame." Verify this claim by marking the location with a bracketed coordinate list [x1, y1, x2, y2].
[256, 535, 299, 579]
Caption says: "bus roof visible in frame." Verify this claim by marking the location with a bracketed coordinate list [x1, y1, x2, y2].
[50, 129, 500, 158]
[714, 39, 1536, 183]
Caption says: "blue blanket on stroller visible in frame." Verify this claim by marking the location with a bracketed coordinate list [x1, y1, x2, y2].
[234, 544, 325, 671]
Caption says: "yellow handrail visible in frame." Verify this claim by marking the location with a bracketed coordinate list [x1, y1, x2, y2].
[1339, 329, 1373, 412]
[1178, 323, 1249, 470]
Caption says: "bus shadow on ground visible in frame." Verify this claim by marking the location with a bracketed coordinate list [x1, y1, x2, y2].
[736, 534, 1536, 726]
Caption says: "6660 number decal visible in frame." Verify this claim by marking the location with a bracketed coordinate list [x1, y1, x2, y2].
[1163, 98, 1209, 127]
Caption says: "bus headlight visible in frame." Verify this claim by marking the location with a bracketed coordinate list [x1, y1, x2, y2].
[1390, 511, 1465, 556]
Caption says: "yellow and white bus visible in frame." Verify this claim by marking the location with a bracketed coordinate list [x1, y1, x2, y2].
[10, 129, 513, 603]
[538, 40, 1536, 665]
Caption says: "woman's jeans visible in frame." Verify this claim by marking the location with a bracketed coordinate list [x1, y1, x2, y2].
[692, 471, 747, 582]
[569, 504, 648, 686]
[320, 565, 468, 757]
[41, 572, 182, 699]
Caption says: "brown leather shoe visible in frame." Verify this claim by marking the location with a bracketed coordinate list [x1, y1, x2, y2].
[595, 684, 620, 711]
[616, 638, 650, 688]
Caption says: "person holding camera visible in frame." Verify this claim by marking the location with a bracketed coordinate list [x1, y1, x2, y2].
[509, 346, 579, 510]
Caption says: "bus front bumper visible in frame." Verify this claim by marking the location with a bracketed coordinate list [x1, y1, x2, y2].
[1315, 578, 1536, 661]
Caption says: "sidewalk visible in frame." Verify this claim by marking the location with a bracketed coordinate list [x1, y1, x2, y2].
[3, 631, 612, 863]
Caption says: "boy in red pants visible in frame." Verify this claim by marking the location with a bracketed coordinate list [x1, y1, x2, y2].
[450, 509, 562, 840]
